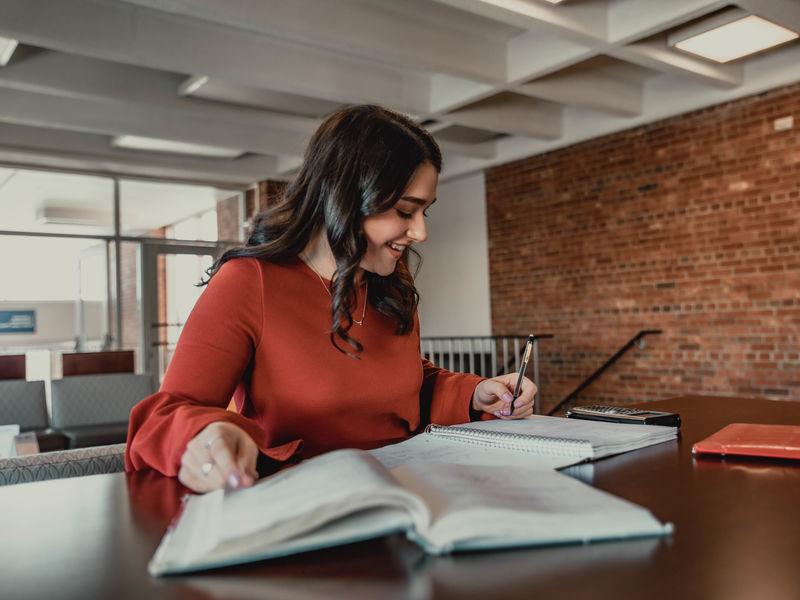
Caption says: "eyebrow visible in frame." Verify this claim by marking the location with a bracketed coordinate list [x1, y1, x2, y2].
[400, 196, 437, 206]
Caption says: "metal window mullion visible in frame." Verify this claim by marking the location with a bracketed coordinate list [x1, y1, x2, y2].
[533, 338, 541, 415]
[113, 178, 122, 351]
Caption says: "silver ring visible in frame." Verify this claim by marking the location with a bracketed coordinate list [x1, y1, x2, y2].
[204, 436, 222, 450]
[201, 461, 214, 476]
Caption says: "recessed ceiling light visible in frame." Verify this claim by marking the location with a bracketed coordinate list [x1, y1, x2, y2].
[669, 10, 798, 63]
[111, 135, 243, 159]
[0, 37, 18, 66]
[178, 75, 210, 96]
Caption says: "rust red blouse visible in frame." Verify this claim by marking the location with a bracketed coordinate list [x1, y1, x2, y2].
[125, 257, 484, 476]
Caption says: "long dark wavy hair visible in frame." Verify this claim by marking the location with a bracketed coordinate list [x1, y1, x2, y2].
[203, 105, 442, 356]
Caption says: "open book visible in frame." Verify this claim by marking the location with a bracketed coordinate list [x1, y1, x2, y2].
[370, 415, 678, 470]
[149, 448, 671, 576]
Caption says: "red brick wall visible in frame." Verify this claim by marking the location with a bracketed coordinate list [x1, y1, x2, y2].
[216, 193, 241, 242]
[486, 83, 800, 413]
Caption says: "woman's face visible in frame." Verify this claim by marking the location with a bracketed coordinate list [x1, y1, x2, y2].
[360, 162, 438, 276]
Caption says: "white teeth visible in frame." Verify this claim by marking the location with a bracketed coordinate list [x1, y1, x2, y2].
[388, 243, 405, 252]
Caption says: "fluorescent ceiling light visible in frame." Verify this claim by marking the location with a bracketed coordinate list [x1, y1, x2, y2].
[0, 37, 18, 66]
[479, 0, 566, 9]
[178, 75, 209, 96]
[669, 11, 798, 63]
[111, 135, 243, 158]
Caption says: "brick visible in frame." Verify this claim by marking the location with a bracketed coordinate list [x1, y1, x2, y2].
[487, 81, 800, 408]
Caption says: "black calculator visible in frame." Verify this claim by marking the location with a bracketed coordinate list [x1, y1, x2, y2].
[565, 405, 681, 427]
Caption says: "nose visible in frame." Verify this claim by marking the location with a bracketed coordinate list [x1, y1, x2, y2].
[407, 212, 427, 243]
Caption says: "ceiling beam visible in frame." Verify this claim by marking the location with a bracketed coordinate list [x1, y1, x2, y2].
[120, 0, 508, 84]
[0, 51, 317, 134]
[0, 123, 272, 186]
[445, 94, 562, 139]
[0, 0, 431, 114]
[429, 74, 496, 115]
[437, 0, 745, 91]
[607, 0, 730, 44]
[0, 83, 308, 158]
[610, 39, 743, 89]
[0, 36, 18, 66]
[517, 70, 643, 117]
[429, 0, 608, 43]
[737, 0, 800, 33]
[506, 30, 597, 84]
[436, 139, 498, 160]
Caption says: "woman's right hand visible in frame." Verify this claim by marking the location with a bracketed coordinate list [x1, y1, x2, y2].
[178, 421, 259, 493]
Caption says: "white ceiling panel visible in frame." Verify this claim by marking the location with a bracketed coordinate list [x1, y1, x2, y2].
[0, 0, 796, 186]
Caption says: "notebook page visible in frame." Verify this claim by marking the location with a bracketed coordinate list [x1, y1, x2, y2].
[370, 432, 579, 470]
[449, 415, 677, 459]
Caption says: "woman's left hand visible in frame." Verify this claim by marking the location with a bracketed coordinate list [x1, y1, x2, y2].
[472, 374, 537, 419]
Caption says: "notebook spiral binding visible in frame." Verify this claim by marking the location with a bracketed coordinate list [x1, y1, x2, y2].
[425, 424, 590, 458]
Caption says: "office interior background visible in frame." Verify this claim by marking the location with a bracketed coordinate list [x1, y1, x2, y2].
[0, 0, 798, 414]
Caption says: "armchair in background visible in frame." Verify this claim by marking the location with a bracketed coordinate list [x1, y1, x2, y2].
[50, 373, 154, 449]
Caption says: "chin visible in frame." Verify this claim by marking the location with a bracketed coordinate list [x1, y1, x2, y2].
[373, 264, 397, 277]
[362, 261, 396, 277]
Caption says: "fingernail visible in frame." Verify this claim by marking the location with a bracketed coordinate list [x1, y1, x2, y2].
[493, 411, 503, 418]
[227, 473, 241, 489]
[502, 392, 513, 403]
[501, 406, 511, 416]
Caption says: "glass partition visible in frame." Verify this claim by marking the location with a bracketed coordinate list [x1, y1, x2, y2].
[0, 235, 109, 354]
[0, 168, 114, 236]
[119, 179, 242, 242]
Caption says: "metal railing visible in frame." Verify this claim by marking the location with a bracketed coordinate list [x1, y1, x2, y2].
[420, 334, 554, 414]
[547, 329, 663, 416]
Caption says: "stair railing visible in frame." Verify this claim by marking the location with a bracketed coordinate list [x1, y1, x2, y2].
[547, 329, 663, 416]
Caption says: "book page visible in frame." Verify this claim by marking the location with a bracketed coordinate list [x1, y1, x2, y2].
[370, 433, 579, 471]
[151, 448, 430, 574]
[390, 462, 669, 552]
[218, 449, 425, 545]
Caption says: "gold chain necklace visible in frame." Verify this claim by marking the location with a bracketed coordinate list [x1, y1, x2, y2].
[302, 254, 368, 326]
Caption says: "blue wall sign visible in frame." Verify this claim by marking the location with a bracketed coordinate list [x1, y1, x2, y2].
[0, 310, 36, 334]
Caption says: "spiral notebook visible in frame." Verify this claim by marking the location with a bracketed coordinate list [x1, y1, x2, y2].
[370, 415, 678, 470]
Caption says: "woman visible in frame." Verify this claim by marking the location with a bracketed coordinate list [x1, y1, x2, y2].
[125, 105, 536, 493]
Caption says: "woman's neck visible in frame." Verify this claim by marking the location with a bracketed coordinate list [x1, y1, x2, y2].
[301, 233, 363, 283]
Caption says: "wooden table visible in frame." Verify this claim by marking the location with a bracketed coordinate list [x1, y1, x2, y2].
[2, 395, 799, 600]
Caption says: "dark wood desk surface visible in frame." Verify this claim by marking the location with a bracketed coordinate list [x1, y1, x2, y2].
[2, 395, 800, 600]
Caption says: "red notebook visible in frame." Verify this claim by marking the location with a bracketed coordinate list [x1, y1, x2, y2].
[692, 423, 800, 460]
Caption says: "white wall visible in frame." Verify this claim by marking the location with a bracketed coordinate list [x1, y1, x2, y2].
[416, 171, 491, 337]
[0, 301, 105, 349]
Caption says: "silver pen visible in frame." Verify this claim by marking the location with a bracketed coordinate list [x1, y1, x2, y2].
[509, 335, 534, 413]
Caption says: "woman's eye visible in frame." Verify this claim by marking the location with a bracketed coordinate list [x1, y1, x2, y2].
[396, 209, 412, 219]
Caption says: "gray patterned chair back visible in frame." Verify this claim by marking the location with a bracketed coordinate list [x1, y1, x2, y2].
[51, 373, 154, 428]
[0, 443, 126, 486]
[0, 380, 48, 430]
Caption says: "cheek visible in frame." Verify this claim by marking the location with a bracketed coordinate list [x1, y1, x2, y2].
[363, 216, 402, 247]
